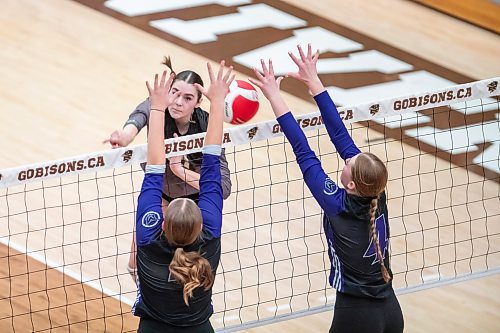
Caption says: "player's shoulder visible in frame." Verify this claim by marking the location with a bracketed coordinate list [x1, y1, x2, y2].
[195, 107, 209, 120]
[135, 98, 151, 111]
[193, 107, 209, 132]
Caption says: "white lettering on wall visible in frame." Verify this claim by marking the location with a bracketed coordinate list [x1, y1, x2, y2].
[317, 50, 413, 74]
[150, 4, 306, 44]
[405, 117, 500, 173]
[327, 71, 455, 105]
[105, 0, 251, 16]
[234, 27, 363, 74]
[451, 98, 499, 115]
[372, 113, 431, 129]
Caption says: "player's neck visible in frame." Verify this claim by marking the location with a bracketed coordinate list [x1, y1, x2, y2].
[175, 115, 192, 135]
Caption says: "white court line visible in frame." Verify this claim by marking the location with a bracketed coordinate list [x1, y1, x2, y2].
[318, 294, 336, 303]
[266, 304, 291, 312]
[0, 237, 135, 306]
[215, 315, 241, 323]
[422, 273, 444, 283]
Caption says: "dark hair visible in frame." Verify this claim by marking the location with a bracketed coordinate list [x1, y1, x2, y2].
[163, 56, 204, 102]
[163, 198, 214, 305]
[351, 153, 391, 282]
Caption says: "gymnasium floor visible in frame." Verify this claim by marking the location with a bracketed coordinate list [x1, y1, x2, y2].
[0, 0, 499, 332]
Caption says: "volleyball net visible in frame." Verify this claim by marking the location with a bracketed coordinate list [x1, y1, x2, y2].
[0, 78, 499, 332]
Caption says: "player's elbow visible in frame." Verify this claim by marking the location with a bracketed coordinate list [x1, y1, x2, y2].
[222, 179, 232, 200]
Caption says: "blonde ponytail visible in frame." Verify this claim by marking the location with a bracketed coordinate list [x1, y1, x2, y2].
[169, 247, 214, 306]
[369, 197, 391, 283]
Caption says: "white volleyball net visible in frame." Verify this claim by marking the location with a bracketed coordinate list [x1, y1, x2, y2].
[0, 78, 499, 332]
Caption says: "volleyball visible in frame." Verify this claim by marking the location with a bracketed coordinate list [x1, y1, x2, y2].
[224, 80, 259, 124]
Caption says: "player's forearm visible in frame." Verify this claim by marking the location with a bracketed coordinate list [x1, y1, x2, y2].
[147, 108, 166, 165]
[121, 124, 139, 146]
[205, 97, 224, 146]
[314, 91, 360, 160]
[307, 77, 325, 96]
[171, 166, 201, 190]
[268, 94, 289, 119]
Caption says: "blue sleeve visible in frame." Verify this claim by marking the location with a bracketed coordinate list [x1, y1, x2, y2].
[136, 170, 164, 246]
[314, 91, 361, 160]
[277, 112, 345, 216]
[198, 147, 223, 238]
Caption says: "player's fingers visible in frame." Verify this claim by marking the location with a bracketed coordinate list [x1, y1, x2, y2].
[223, 65, 233, 82]
[217, 60, 225, 81]
[288, 51, 300, 66]
[171, 90, 182, 102]
[146, 80, 153, 96]
[260, 59, 269, 76]
[194, 83, 208, 97]
[285, 72, 300, 80]
[159, 70, 167, 87]
[248, 77, 263, 88]
[154, 73, 159, 90]
[313, 49, 320, 62]
[165, 72, 175, 88]
[276, 76, 284, 88]
[297, 44, 306, 61]
[253, 66, 265, 80]
[207, 62, 215, 82]
[228, 73, 236, 87]
[268, 59, 275, 77]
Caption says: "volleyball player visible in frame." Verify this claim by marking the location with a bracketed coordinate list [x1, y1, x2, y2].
[249, 45, 404, 333]
[104, 58, 232, 282]
[132, 61, 234, 333]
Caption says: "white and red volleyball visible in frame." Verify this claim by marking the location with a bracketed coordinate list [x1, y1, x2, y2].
[224, 80, 259, 124]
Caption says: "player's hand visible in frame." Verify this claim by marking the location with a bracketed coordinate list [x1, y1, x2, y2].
[287, 44, 324, 96]
[248, 59, 284, 102]
[103, 129, 127, 148]
[195, 61, 235, 104]
[168, 133, 185, 173]
[168, 154, 184, 173]
[146, 71, 181, 110]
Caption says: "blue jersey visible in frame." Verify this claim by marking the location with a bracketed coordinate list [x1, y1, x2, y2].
[277, 91, 393, 299]
[132, 149, 223, 326]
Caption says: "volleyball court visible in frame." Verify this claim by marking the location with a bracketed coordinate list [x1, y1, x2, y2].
[0, 78, 498, 332]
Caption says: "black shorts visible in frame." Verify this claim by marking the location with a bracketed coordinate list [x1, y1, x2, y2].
[162, 192, 200, 204]
[138, 318, 214, 333]
[330, 291, 404, 333]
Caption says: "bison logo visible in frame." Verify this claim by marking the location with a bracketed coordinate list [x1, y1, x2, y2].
[487, 81, 498, 93]
[122, 149, 133, 163]
[247, 126, 258, 139]
[369, 104, 380, 116]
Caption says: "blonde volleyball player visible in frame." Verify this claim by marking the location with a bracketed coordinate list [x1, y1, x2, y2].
[104, 58, 232, 282]
[248, 45, 404, 333]
[132, 61, 234, 332]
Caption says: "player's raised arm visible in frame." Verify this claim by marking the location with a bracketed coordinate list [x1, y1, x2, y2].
[196, 61, 234, 147]
[287, 44, 360, 160]
[135, 72, 180, 246]
[250, 59, 344, 216]
[195, 61, 234, 237]
[145, 71, 180, 165]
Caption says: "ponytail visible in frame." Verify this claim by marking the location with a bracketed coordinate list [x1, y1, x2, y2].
[169, 247, 214, 306]
[161, 55, 203, 102]
[369, 197, 391, 283]
[162, 56, 175, 74]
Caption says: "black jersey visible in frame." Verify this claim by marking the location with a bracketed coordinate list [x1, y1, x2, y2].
[125, 98, 232, 200]
[323, 191, 392, 299]
[277, 91, 394, 300]
[132, 151, 223, 326]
